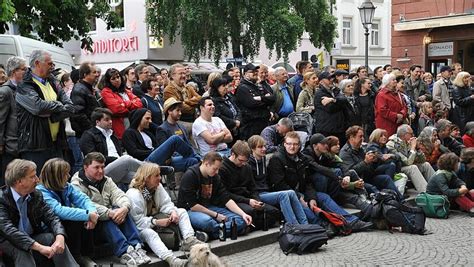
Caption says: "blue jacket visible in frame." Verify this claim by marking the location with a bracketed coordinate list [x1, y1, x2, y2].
[36, 183, 96, 221]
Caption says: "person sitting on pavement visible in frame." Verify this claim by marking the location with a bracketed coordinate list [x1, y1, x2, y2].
[248, 135, 309, 224]
[122, 108, 199, 173]
[436, 119, 465, 156]
[427, 153, 474, 216]
[177, 152, 253, 240]
[386, 124, 435, 193]
[80, 107, 142, 186]
[260, 118, 294, 154]
[219, 141, 281, 230]
[458, 148, 474, 190]
[340, 126, 402, 197]
[267, 131, 373, 233]
[192, 97, 233, 157]
[417, 126, 446, 168]
[0, 159, 78, 266]
[37, 158, 97, 266]
[71, 152, 149, 266]
[127, 163, 207, 267]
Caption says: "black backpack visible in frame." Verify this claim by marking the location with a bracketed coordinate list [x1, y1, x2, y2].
[371, 190, 426, 235]
[278, 223, 328, 255]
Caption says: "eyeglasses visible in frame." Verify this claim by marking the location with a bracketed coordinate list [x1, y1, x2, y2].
[285, 142, 300, 147]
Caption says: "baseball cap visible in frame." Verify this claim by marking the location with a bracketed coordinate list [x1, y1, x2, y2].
[310, 133, 328, 146]
[318, 71, 335, 81]
[243, 63, 260, 73]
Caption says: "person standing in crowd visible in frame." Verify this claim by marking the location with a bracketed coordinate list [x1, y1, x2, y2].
[0, 159, 79, 266]
[122, 66, 137, 91]
[100, 68, 143, 139]
[333, 69, 349, 88]
[372, 66, 384, 92]
[0, 64, 7, 85]
[339, 79, 361, 130]
[37, 158, 98, 266]
[383, 64, 392, 74]
[235, 63, 275, 140]
[314, 71, 348, 144]
[354, 77, 376, 139]
[227, 66, 241, 94]
[433, 66, 453, 112]
[451, 63, 463, 81]
[271, 67, 295, 119]
[70, 61, 101, 139]
[0, 56, 26, 184]
[427, 153, 474, 216]
[452, 71, 474, 132]
[177, 152, 253, 240]
[192, 97, 233, 156]
[132, 64, 151, 98]
[422, 72, 434, 94]
[140, 78, 164, 132]
[356, 66, 368, 80]
[296, 71, 318, 113]
[164, 64, 201, 125]
[71, 152, 149, 266]
[127, 163, 205, 267]
[404, 64, 429, 107]
[375, 74, 408, 137]
[209, 77, 241, 139]
[292, 61, 314, 100]
[159, 68, 170, 88]
[16, 50, 76, 174]
[184, 64, 205, 95]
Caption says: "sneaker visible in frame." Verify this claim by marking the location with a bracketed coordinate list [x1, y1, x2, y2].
[135, 244, 152, 263]
[181, 236, 205, 251]
[166, 256, 188, 267]
[195, 231, 209, 243]
[126, 245, 145, 265]
[120, 251, 137, 266]
[349, 220, 374, 233]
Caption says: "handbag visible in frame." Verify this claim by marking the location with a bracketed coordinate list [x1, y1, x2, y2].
[415, 192, 450, 219]
[153, 213, 182, 251]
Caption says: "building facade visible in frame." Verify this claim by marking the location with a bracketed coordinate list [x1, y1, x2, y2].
[392, 0, 474, 75]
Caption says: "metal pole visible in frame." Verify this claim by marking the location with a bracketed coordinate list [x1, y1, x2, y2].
[364, 27, 369, 69]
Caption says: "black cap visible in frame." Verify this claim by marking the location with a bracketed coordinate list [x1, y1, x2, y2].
[310, 133, 328, 146]
[334, 69, 349, 76]
[440, 65, 452, 73]
[243, 63, 259, 73]
[318, 71, 334, 81]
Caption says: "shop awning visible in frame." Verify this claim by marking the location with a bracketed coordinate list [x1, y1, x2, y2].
[394, 13, 474, 31]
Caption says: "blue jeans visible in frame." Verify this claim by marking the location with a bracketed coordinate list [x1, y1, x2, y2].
[375, 162, 396, 179]
[367, 174, 402, 199]
[97, 215, 141, 257]
[188, 206, 246, 239]
[145, 135, 199, 172]
[313, 192, 359, 224]
[67, 136, 83, 175]
[310, 168, 343, 198]
[259, 190, 308, 224]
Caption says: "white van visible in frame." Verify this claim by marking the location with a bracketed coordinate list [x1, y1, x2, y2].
[0, 34, 75, 71]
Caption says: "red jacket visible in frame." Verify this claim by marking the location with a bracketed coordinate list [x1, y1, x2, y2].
[375, 88, 408, 136]
[462, 134, 474, 148]
[101, 87, 143, 139]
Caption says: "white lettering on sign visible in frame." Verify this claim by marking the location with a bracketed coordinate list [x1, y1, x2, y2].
[83, 36, 139, 55]
[428, 42, 453, 57]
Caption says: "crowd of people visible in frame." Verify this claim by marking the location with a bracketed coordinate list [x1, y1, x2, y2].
[0, 50, 473, 267]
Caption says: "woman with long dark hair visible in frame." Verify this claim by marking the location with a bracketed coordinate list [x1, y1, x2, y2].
[100, 68, 143, 139]
[354, 78, 375, 139]
[209, 76, 241, 139]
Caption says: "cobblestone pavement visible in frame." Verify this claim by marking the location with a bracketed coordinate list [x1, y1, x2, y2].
[221, 212, 473, 266]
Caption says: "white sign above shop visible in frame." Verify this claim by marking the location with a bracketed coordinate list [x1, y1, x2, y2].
[428, 42, 454, 57]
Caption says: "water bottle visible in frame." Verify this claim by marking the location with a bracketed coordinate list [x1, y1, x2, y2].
[230, 218, 238, 240]
[262, 210, 268, 231]
[218, 219, 226, 241]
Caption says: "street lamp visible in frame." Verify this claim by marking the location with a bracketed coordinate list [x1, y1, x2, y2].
[358, 0, 376, 70]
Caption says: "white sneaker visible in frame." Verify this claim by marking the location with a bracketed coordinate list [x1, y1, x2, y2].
[120, 249, 137, 266]
[126, 245, 145, 265]
[135, 244, 151, 263]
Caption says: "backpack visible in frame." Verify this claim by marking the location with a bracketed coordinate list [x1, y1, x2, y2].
[153, 213, 181, 251]
[312, 206, 351, 236]
[415, 192, 450, 219]
[278, 223, 328, 255]
[371, 189, 426, 235]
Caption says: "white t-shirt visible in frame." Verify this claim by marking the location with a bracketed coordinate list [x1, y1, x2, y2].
[140, 131, 154, 149]
[192, 116, 228, 155]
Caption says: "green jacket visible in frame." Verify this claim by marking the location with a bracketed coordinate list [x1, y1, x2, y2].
[426, 170, 465, 198]
[270, 82, 295, 118]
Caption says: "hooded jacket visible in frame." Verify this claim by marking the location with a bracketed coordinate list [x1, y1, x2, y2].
[177, 164, 231, 210]
[248, 155, 270, 192]
[219, 157, 260, 204]
[122, 108, 157, 161]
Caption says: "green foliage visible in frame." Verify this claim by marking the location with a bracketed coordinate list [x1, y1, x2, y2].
[0, 0, 122, 49]
[146, 0, 337, 64]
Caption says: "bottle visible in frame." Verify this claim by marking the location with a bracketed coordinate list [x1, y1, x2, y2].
[230, 218, 238, 240]
[218, 220, 226, 241]
[262, 210, 268, 231]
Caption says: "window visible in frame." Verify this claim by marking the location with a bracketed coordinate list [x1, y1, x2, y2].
[89, 17, 97, 33]
[371, 21, 380, 46]
[342, 18, 352, 45]
[109, 0, 124, 30]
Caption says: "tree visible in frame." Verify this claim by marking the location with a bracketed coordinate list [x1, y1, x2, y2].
[146, 0, 337, 64]
[0, 0, 121, 49]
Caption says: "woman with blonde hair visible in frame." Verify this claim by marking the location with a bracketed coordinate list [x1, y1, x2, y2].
[418, 101, 435, 130]
[126, 163, 205, 267]
[296, 71, 318, 113]
[452, 71, 474, 131]
[37, 158, 98, 265]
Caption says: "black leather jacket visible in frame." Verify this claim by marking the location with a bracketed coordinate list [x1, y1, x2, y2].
[70, 80, 100, 138]
[0, 187, 66, 251]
